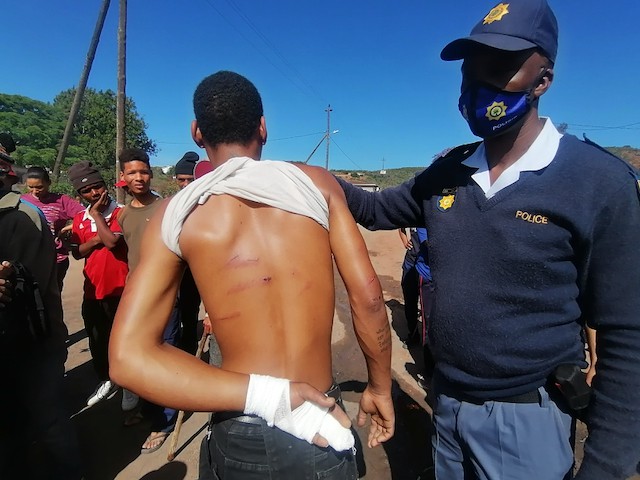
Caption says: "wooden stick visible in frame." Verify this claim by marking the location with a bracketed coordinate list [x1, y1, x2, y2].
[167, 330, 210, 461]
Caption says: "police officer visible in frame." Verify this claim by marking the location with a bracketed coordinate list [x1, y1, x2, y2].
[338, 1, 640, 479]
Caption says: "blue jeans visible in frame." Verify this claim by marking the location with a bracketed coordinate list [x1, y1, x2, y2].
[202, 416, 357, 480]
[432, 385, 574, 480]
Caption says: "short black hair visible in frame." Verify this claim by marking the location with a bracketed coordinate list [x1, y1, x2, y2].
[26, 166, 51, 183]
[119, 148, 150, 170]
[193, 71, 263, 147]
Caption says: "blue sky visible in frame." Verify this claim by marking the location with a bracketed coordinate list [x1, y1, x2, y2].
[3, 1, 638, 170]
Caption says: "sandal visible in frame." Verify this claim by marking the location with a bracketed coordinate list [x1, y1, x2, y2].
[140, 431, 169, 454]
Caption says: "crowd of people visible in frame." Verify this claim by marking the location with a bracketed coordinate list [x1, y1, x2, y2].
[0, 0, 639, 479]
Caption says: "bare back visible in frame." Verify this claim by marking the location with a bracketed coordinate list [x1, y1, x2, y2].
[179, 186, 335, 392]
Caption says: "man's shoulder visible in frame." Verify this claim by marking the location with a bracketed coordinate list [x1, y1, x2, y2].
[428, 142, 481, 171]
[410, 142, 481, 193]
[1, 192, 48, 232]
[559, 135, 638, 191]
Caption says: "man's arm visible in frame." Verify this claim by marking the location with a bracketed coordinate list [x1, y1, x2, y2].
[89, 194, 121, 249]
[108, 201, 339, 415]
[313, 169, 395, 447]
[336, 176, 424, 230]
[71, 234, 101, 259]
[575, 175, 640, 480]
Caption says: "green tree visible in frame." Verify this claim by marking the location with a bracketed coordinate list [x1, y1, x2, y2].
[0, 94, 65, 167]
[0, 89, 157, 187]
[53, 88, 157, 182]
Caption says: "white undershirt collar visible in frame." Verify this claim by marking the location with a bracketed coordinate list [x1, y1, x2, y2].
[461, 118, 562, 198]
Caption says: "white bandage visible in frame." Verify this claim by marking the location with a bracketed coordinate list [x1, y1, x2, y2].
[243, 374, 355, 451]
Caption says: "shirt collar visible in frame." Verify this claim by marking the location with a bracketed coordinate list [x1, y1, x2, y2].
[461, 118, 562, 198]
[82, 198, 118, 222]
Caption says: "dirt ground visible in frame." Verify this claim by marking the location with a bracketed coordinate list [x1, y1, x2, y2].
[59, 227, 639, 480]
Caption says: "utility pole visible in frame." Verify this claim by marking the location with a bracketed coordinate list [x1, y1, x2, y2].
[52, 0, 111, 182]
[324, 104, 332, 170]
[115, 0, 127, 204]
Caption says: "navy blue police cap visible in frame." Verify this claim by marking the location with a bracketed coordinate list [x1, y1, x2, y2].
[441, 0, 558, 63]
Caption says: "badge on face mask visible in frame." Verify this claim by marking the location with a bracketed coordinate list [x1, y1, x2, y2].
[459, 82, 532, 138]
[458, 70, 548, 139]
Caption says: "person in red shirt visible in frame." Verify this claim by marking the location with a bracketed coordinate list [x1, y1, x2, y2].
[68, 161, 128, 407]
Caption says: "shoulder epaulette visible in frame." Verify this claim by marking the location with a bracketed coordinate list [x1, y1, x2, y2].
[582, 135, 640, 200]
[582, 135, 637, 170]
[430, 141, 481, 169]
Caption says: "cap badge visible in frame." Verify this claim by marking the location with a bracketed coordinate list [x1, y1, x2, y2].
[483, 3, 510, 24]
[485, 101, 507, 121]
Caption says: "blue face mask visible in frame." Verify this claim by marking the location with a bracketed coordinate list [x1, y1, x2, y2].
[458, 81, 535, 139]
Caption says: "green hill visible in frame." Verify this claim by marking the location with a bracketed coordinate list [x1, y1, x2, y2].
[333, 166, 426, 190]
[607, 146, 640, 171]
[335, 145, 640, 190]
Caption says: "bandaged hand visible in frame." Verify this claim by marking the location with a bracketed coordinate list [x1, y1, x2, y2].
[244, 374, 355, 451]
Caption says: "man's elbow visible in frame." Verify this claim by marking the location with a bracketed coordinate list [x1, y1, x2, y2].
[102, 238, 119, 250]
[352, 286, 386, 316]
[108, 338, 133, 388]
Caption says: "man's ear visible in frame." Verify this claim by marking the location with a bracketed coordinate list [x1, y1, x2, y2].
[119, 170, 125, 180]
[259, 116, 267, 146]
[535, 67, 554, 98]
[192, 120, 205, 148]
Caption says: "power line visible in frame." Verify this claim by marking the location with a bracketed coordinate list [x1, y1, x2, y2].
[566, 121, 640, 131]
[223, 0, 326, 104]
[331, 138, 362, 170]
[269, 131, 325, 142]
[201, 0, 325, 105]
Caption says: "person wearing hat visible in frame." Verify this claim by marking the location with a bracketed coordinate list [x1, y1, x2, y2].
[173, 151, 202, 355]
[174, 151, 199, 189]
[68, 161, 128, 407]
[337, 1, 640, 479]
[0, 135, 83, 478]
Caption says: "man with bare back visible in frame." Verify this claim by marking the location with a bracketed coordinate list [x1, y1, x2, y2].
[109, 70, 394, 479]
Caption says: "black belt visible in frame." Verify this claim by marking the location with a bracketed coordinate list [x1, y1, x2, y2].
[212, 411, 264, 425]
[212, 381, 342, 425]
[453, 388, 540, 405]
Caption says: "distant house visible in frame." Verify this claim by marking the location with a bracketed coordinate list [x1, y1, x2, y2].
[352, 183, 380, 192]
[332, 172, 380, 192]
